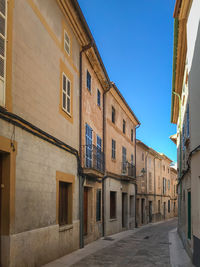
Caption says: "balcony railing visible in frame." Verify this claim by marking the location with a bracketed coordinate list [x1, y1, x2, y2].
[121, 161, 136, 178]
[82, 145, 105, 173]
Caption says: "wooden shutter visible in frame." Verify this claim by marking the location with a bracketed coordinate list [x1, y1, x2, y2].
[0, 0, 7, 106]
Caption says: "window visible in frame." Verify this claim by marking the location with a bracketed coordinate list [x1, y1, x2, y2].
[163, 165, 165, 172]
[149, 172, 152, 192]
[122, 146, 127, 173]
[0, 0, 7, 106]
[123, 119, 126, 134]
[158, 176, 161, 189]
[96, 135, 102, 170]
[131, 129, 134, 142]
[87, 70, 91, 92]
[130, 195, 134, 217]
[112, 139, 116, 159]
[149, 157, 151, 168]
[112, 106, 115, 123]
[97, 89, 101, 107]
[62, 73, 71, 115]
[64, 30, 70, 55]
[168, 168, 170, 174]
[131, 154, 134, 165]
[85, 124, 92, 167]
[96, 189, 101, 221]
[168, 180, 170, 190]
[110, 191, 116, 219]
[142, 152, 144, 161]
[59, 181, 72, 226]
[168, 200, 170, 213]
[158, 200, 160, 213]
[163, 178, 166, 195]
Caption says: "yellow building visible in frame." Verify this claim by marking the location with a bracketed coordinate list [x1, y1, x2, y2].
[136, 140, 178, 226]
[103, 83, 140, 235]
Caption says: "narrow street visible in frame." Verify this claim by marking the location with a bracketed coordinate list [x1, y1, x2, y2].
[45, 218, 189, 267]
[73, 219, 176, 267]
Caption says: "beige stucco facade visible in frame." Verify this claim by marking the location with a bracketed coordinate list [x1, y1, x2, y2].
[136, 140, 178, 227]
[104, 84, 139, 236]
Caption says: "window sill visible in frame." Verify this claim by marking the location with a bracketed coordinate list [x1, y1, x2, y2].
[59, 224, 73, 232]
[109, 218, 117, 222]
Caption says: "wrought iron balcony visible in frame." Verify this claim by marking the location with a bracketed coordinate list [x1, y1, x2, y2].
[82, 145, 105, 174]
[121, 161, 136, 178]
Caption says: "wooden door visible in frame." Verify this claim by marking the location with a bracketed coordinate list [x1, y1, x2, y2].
[188, 191, 191, 239]
[84, 188, 88, 235]
[149, 201, 152, 223]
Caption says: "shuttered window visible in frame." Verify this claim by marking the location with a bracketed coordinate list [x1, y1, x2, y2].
[62, 73, 71, 115]
[97, 89, 101, 107]
[87, 70, 91, 92]
[111, 139, 116, 159]
[131, 129, 134, 142]
[64, 30, 70, 55]
[110, 191, 116, 219]
[0, 0, 7, 106]
[186, 103, 190, 137]
[122, 146, 126, 172]
[96, 189, 101, 221]
[112, 106, 115, 123]
[59, 182, 72, 226]
[85, 124, 92, 167]
[149, 172, 152, 192]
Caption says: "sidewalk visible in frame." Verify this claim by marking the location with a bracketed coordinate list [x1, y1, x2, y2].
[169, 228, 194, 267]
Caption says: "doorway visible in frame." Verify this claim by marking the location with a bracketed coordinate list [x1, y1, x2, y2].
[163, 202, 166, 219]
[84, 187, 88, 235]
[188, 191, 191, 239]
[141, 198, 145, 224]
[149, 201, 152, 223]
[122, 193, 127, 228]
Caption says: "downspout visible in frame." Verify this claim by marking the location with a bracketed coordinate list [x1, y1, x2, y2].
[79, 43, 93, 249]
[102, 87, 111, 237]
[135, 124, 140, 228]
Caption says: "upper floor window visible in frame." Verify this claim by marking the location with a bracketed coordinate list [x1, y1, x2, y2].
[149, 157, 151, 168]
[112, 139, 116, 159]
[131, 129, 134, 142]
[168, 180, 170, 190]
[131, 154, 134, 165]
[142, 152, 144, 161]
[0, 0, 7, 106]
[149, 172, 152, 191]
[163, 165, 165, 172]
[87, 70, 91, 92]
[123, 119, 126, 134]
[97, 89, 101, 107]
[163, 177, 166, 195]
[186, 103, 190, 137]
[64, 30, 70, 55]
[62, 73, 71, 115]
[112, 106, 115, 123]
[122, 146, 126, 172]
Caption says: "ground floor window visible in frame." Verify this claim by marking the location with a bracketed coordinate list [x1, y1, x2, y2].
[110, 191, 117, 219]
[59, 181, 72, 226]
[96, 189, 101, 221]
[130, 195, 134, 217]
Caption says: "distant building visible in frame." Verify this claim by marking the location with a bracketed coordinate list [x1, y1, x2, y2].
[136, 140, 178, 226]
[171, 0, 200, 266]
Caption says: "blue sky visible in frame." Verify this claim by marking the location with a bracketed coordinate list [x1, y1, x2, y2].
[78, 0, 177, 163]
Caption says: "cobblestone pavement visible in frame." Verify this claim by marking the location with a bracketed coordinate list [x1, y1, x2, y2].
[72, 219, 177, 267]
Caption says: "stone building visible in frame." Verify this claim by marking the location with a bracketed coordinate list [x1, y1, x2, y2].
[136, 140, 178, 227]
[171, 0, 200, 265]
[103, 83, 140, 236]
[79, 27, 110, 245]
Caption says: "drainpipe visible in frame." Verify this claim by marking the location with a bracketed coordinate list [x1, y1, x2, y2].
[173, 91, 182, 228]
[79, 43, 93, 249]
[135, 124, 140, 228]
[102, 86, 111, 237]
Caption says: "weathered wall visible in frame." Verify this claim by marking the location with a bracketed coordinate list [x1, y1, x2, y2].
[0, 119, 80, 267]
[12, 0, 80, 149]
